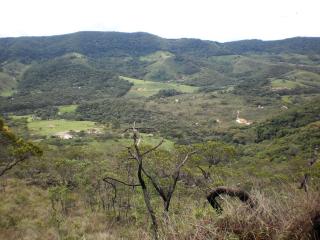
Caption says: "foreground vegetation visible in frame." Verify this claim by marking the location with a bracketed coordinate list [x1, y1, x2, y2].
[1, 99, 319, 239]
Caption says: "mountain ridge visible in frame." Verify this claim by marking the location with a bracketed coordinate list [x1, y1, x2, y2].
[1, 31, 320, 62]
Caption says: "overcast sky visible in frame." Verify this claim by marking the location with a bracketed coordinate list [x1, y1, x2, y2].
[1, 0, 319, 42]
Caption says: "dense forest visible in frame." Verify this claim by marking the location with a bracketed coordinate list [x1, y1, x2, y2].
[0, 31, 320, 240]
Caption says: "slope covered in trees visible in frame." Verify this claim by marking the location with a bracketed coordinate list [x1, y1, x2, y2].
[1, 32, 320, 62]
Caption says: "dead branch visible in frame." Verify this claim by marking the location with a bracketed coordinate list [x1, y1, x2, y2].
[0, 155, 29, 177]
[298, 147, 318, 192]
[131, 123, 159, 239]
[103, 179, 117, 210]
[123, 127, 156, 133]
[103, 176, 141, 187]
[141, 139, 164, 157]
[197, 165, 212, 181]
[298, 174, 310, 192]
[207, 186, 255, 212]
[141, 150, 197, 212]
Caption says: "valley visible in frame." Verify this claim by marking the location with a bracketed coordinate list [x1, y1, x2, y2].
[0, 32, 319, 240]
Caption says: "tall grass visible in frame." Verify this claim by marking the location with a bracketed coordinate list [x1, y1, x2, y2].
[157, 186, 320, 240]
[1, 179, 319, 239]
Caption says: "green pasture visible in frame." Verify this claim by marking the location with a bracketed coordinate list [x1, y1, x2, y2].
[271, 79, 304, 89]
[28, 119, 97, 136]
[88, 133, 175, 154]
[58, 105, 78, 114]
[120, 76, 198, 97]
[140, 51, 173, 62]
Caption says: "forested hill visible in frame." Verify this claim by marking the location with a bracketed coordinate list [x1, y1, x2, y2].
[1, 31, 320, 62]
[224, 37, 320, 55]
[1, 31, 320, 119]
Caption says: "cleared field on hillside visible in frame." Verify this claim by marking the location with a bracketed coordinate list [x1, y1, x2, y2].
[28, 119, 97, 136]
[120, 76, 198, 97]
[58, 104, 78, 113]
[271, 79, 304, 89]
[88, 133, 174, 153]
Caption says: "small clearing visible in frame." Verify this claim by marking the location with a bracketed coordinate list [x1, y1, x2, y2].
[28, 119, 97, 136]
[120, 76, 198, 97]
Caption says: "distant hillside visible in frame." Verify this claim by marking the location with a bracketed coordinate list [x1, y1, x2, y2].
[1, 31, 320, 115]
[1, 32, 320, 62]
[225, 37, 320, 55]
[0, 53, 132, 113]
[0, 32, 165, 62]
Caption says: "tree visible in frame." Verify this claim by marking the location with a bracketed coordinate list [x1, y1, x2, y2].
[103, 124, 195, 239]
[0, 118, 42, 177]
[193, 141, 236, 167]
[190, 141, 236, 185]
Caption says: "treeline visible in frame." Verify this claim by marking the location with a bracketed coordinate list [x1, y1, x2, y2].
[1, 32, 320, 63]
[255, 98, 320, 142]
[76, 99, 154, 124]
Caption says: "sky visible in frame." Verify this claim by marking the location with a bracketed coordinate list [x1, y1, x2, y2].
[1, 0, 319, 42]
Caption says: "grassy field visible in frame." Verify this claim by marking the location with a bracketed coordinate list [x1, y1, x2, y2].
[285, 70, 320, 82]
[271, 79, 304, 89]
[58, 104, 78, 114]
[86, 134, 175, 156]
[28, 119, 97, 136]
[0, 89, 17, 97]
[10, 115, 33, 122]
[120, 76, 198, 97]
[271, 70, 320, 90]
[140, 51, 173, 62]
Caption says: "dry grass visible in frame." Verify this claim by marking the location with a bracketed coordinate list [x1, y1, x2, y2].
[156, 186, 320, 240]
[1, 179, 319, 240]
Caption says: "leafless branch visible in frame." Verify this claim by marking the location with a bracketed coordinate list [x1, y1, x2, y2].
[0, 155, 29, 177]
[103, 176, 141, 187]
[298, 174, 309, 192]
[123, 127, 156, 133]
[174, 151, 197, 173]
[298, 147, 318, 192]
[103, 179, 117, 208]
[141, 139, 164, 157]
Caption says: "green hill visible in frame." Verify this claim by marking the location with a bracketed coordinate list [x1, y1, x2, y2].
[1, 32, 320, 99]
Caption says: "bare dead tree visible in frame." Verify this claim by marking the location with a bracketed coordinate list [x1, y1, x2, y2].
[103, 124, 160, 239]
[207, 186, 255, 212]
[129, 124, 159, 240]
[103, 123, 195, 239]
[138, 150, 196, 212]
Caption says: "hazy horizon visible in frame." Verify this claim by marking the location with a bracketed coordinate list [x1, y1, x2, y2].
[1, 30, 319, 43]
[1, 0, 319, 42]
